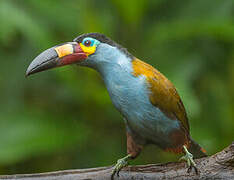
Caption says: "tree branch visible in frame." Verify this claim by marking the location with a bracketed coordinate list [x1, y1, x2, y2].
[1, 142, 233, 180]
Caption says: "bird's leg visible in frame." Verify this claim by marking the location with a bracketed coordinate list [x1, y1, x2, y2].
[179, 145, 198, 173]
[111, 131, 143, 179]
[111, 154, 132, 179]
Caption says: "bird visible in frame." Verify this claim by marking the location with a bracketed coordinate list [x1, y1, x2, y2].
[26, 32, 207, 178]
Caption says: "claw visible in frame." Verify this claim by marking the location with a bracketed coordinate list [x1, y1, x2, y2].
[180, 145, 198, 174]
[111, 154, 131, 179]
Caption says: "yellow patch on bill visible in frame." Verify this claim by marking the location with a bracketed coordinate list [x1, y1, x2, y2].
[55, 44, 73, 58]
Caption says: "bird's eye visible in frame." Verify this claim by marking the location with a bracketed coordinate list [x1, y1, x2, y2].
[84, 40, 91, 47]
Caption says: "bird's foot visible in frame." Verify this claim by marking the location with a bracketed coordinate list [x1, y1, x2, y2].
[111, 154, 131, 179]
[179, 145, 198, 174]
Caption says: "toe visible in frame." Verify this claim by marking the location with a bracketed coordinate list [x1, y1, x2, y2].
[111, 169, 117, 180]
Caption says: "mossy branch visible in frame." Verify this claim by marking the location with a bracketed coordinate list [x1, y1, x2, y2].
[1, 142, 233, 180]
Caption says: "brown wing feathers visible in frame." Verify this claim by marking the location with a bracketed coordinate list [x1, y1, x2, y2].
[132, 59, 190, 132]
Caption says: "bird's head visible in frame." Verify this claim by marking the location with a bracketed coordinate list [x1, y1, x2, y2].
[26, 33, 133, 76]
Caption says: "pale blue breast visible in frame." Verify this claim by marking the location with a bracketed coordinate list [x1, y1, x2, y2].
[87, 44, 180, 146]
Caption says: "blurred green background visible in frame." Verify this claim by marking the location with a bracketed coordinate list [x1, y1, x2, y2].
[0, 0, 233, 175]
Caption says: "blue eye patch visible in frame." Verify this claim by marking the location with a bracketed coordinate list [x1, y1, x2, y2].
[82, 37, 100, 47]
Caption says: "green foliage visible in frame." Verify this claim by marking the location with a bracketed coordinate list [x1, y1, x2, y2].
[0, 0, 233, 174]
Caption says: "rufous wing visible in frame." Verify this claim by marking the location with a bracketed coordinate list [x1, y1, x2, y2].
[132, 58, 190, 133]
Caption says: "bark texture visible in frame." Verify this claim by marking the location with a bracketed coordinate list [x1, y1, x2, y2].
[0, 142, 233, 180]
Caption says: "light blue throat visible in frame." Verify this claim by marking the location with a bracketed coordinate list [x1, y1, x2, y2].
[81, 44, 180, 146]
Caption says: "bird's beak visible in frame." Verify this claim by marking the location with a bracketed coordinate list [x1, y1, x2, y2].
[26, 42, 87, 76]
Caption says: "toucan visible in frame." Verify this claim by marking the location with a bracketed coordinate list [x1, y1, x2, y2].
[26, 33, 207, 178]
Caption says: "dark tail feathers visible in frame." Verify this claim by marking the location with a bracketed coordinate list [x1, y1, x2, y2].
[188, 139, 207, 158]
